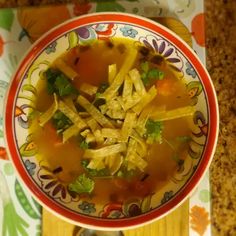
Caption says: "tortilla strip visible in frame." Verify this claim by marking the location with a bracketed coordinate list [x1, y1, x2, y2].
[77, 95, 114, 128]
[120, 112, 137, 142]
[54, 58, 78, 80]
[129, 68, 146, 96]
[58, 100, 87, 130]
[132, 86, 157, 114]
[80, 83, 98, 96]
[108, 64, 117, 84]
[122, 75, 133, 99]
[62, 96, 77, 112]
[62, 124, 80, 143]
[101, 128, 121, 139]
[150, 106, 195, 121]
[83, 143, 126, 159]
[101, 47, 138, 100]
[127, 152, 147, 172]
[39, 93, 58, 127]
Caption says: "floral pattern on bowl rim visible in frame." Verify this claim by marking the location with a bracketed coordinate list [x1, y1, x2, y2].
[4, 13, 219, 230]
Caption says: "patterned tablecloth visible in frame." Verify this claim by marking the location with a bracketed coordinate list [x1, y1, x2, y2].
[0, 1, 211, 235]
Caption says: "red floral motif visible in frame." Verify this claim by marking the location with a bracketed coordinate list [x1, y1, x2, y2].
[193, 111, 208, 137]
[93, 24, 117, 40]
[100, 195, 152, 219]
[73, 2, 92, 16]
[100, 203, 124, 219]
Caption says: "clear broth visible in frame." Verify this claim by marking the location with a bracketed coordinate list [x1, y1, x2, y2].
[30, 38, 192, 204]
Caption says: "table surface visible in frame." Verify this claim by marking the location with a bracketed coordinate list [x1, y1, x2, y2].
[43, 201, 189, 236]
[0, 0, 235, 236]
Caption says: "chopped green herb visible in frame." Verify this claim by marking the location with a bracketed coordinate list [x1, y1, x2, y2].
[140, 61, 164, 86]
[44, 68, 78, 96]
[97, 82, 109, 94]
[44, 68, 59, 94]
[54, 75, 77, 96]
[94, 83, 109, 99]
[95, 92, 101, 98]
[145, 119, 163, 144]
[147, 68, 164, 80]
[52, 111, 72, 131]
[81, 160, 110, 177]
[68, 174, 94, 194]
[80, 140, 89, 150]
[93, 98, 106, 108]
[77, 135, 91, 149]
[116, 164, 137, 178]
[141, 61, 149, 73]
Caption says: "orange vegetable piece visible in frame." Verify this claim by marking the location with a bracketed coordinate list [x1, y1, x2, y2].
[191, 13, 205, 47]
[17, 5, 71, 43]
[44, 122, 62, 146]
[156, 78, 176, 96]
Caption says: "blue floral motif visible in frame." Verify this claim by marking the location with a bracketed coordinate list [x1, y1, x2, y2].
[24, 159, 36, 175]
[120, 26, 138, 38]
[186, 62, 197, 78]
[45, 41, 57, 54]
[78, 201, 96, 214]
[161, 191, 174, 204]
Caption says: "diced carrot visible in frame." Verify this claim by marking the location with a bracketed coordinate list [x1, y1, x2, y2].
[156, 78, 176, 96]
[44, 122, 63, 146]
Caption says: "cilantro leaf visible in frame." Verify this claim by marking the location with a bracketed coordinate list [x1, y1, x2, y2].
[77, 135, 91, 149]
[44, 68, 78, 96]
[52, 111, 72, 131]
[80, 140, 89, 150]
[94, 83, 109, 100]
[81, 160, 110, 177]
[116, 169, 136, 178]
[141, 72, 149, 86]
[68, 174, 94, 194]
[145, 119, 163, 144]
[54, 74, 77, 96]
[97, 82, 109, 94]
[141, 61, 149, 73]
[140, 61, 164, 86]
[147, 68, 164, 80]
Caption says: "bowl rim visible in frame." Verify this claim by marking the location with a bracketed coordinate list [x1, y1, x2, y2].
[4, 12, 219, 230]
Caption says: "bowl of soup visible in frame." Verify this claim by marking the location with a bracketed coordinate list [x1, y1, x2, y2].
[4, 13, 219, 230]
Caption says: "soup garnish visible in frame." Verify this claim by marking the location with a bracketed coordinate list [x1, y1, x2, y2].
[30, 38, 194, 202]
